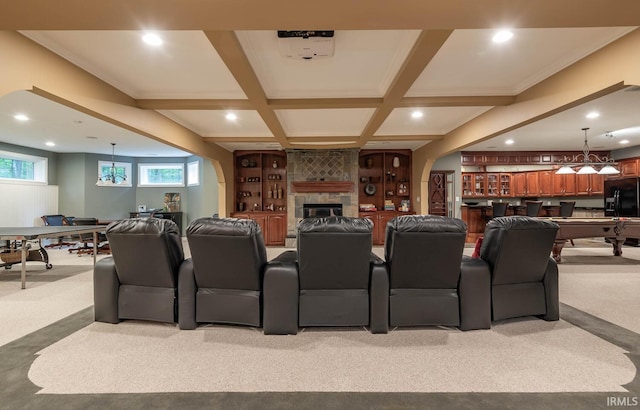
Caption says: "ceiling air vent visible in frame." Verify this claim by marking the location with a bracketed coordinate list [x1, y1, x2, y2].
[277, 31, 335, 60]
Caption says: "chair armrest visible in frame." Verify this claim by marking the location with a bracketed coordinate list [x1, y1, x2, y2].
[541, 257, 559, 321]
[94, 257, 120, 323]
[369, 253, 389, 334]
[459, 256, 491, 330]
[263, 252, 299, 335]
[178, 259, 197, 330]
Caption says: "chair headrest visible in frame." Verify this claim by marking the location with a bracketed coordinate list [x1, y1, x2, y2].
[485, 215, 558, 233]
[106, 217, 179, 237]
[187, 217, 261, 236]
[387, 214, 466, 233]
[297, 216, 373, 234]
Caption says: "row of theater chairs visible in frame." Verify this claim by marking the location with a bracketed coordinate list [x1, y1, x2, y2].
[94, 215, 560, 334]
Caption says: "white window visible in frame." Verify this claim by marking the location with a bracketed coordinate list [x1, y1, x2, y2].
[138, 163, 185, 187]
[0, 150, 48, 184]
[187, 161, 200, 186]
[97, 161, 132, 186]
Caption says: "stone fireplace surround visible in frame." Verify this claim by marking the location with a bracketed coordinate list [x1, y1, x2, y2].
[285, 149, 359, 247]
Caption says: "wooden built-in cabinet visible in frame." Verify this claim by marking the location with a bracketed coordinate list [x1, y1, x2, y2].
[620, 158, 639, 177]
[462, 173, 486, 197]
[537, 170, 554, 197]
[463, 169, 605, 199]
[232, 212, 286, 246]
[576, 173, 604, 196]
[359, 211, 411, 245]
[552, 173, 576, 196]
[358, 150, 413, 245]
[232, 151, 287, 246]
[358, 150, 412, 211]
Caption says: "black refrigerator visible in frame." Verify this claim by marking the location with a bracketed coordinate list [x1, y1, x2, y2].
[604, 177, 640, 245]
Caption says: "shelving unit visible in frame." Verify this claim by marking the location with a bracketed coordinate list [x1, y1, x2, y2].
[358, 149, 413, 245]
[234, 151, 287, 213]
[358, 150, 412, 212]
[233, 151, 287, 246]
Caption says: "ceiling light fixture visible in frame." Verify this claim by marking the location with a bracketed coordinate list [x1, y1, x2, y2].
[620, 139, 630, 145]
[555, 127, 619, 175]
[13, 113, 29, 121]
[45, 141, 55, 147]
[492, 30, 513, 43]
[225, 113, 238, 121]
[96, 143, 128, 185]
[411, 111, 423, 119]
[585, 111, 600, 119]
[505, 139, 514, 145]
[142, 32, 163, 46]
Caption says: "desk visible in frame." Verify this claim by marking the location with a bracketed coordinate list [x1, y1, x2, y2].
[129, 211, 183, 234]
[0, 226, 105, 289]
[548, 218, 640, 263]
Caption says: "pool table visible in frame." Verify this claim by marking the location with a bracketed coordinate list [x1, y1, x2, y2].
[548, 217, 640, 262]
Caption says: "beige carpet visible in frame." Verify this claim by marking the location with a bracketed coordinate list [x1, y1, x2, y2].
[29, 318, 634, 394]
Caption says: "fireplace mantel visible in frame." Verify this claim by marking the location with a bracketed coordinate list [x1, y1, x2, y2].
[291, 181, 354, 193]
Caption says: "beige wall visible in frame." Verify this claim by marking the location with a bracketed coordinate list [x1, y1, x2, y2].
[0, 31, 234, 216]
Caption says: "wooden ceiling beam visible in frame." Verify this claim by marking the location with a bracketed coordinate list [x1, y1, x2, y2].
[358, 30, 453, 144]
[136, 99, 253, 110]
[204, 30, 291, 148]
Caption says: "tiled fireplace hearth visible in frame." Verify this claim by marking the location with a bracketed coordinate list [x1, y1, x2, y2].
[285, 149, 359, 246]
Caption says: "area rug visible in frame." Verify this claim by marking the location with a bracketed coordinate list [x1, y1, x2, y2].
[28, 318, 634, 394]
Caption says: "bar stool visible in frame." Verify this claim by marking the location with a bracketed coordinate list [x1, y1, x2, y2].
[560, 201, 576, 245]
[525, 201, 543, 217]
[492, 202, 508, 218]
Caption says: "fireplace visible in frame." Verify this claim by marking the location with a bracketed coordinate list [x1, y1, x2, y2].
[303, 203, 343, 218]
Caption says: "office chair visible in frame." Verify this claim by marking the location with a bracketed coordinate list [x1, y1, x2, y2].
[41, 214, 73, 248]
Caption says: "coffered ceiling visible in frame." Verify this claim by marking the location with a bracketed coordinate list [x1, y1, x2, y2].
[1, 1, 639, 157]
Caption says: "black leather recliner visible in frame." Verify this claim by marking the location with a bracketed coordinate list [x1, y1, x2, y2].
[480, 216, 560, 322]
[384, 215, 491, 330]
[179, 217, 267, 330]
[263, 216, 389, 335]
[94, 218, 185, 324]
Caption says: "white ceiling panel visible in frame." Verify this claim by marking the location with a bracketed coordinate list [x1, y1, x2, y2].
[466, 87, 640, 151]
[159, 110, 273, 137]
[0, 91, 190, 157]
[21, 31, 247, 99]
[275, 108, 375, 137]
[407, 27, 633, 97]
[237, 30, 421, 98]
[376, 107, 492, 136]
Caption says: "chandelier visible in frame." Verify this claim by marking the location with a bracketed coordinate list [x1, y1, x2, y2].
[555, 128, 620, 175]
[96, 143, 128, 185]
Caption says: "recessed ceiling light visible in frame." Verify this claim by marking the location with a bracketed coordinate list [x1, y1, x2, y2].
[225, 113, 238, 121]
[142, 32, 163, 46]
[620, 139, 630, 144]
[585, 111, 600, 119]
[505, 139, 514, 145]
[492, 30, 513, 43]
[45, 141, 55, 147]
[13, 113, 29, 121]
[411, 111, 423, 119]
